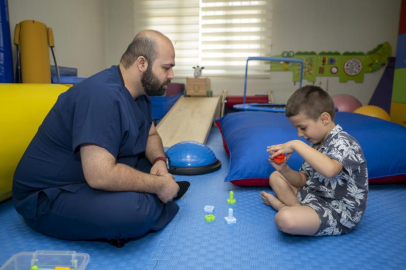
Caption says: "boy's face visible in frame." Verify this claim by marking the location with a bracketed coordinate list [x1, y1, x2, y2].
[288, 112, 329, 145]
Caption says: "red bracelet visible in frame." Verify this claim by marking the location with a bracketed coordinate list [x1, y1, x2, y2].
[153, 156, 167, 165]
[153, 156, 169, 170]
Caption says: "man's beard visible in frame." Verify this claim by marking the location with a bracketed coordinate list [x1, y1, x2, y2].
[141, 66, 170, 96]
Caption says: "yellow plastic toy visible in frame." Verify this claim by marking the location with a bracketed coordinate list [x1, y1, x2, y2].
[0, 84, 69, 202]
[354, 105, 391, 121]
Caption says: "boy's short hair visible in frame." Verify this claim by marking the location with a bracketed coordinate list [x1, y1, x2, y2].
[285, 85, 335, 121]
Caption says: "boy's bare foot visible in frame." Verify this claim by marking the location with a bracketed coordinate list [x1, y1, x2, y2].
[261, 191, 286, 211]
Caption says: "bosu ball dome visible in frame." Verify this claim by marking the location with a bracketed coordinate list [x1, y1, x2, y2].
[166, 141, 221, 175]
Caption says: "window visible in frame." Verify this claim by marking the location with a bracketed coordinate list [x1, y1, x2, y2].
[134, 0, 272, 77]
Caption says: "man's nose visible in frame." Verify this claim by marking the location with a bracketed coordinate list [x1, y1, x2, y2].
[168, 68, 174, 80]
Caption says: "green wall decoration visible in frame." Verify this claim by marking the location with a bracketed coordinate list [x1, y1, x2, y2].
[392, 68, 406, 103]
[269, 42, 392, 83]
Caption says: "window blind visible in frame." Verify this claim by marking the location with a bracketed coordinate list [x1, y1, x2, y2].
[133, 0, 200, 76]
[133, 0, 272, 77]
[201, 0, 273, 76]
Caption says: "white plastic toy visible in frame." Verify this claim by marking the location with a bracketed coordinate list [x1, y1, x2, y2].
[204, 205, 214, 213]
[224, 208, 237, 224]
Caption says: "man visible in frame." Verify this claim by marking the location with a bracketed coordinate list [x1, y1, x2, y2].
[12, 30, 189, 247]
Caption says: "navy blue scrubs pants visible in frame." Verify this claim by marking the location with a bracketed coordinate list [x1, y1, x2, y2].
[23, 157, 179, 241]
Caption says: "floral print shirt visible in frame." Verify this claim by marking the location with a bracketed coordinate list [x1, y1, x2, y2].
[297, 124, 368, 235]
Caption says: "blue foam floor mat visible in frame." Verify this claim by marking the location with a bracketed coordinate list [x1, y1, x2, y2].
[1, 127, 406, 270]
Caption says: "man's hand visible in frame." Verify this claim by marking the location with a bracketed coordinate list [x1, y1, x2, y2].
[156, 173, 179, 203]
[151, 160, 168, 176]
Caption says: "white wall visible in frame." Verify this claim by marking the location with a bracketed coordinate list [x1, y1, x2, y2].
[103, 0, 134, 68]
[174, 0, 402, 105]
[8, 0, 106, 77]
[8, 0, 402, 104]
[268, 0, 402, 104]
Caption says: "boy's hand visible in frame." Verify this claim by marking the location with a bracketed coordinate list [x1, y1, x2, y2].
[273, 153, 286, 164]
[266, 141, 297, 169]
[267, 141, 295, 158]
[268, 154, 287, 171]
[267, 151, 286, 164]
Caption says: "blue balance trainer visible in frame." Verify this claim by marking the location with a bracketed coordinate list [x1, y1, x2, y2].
[166, 141, 221, 175]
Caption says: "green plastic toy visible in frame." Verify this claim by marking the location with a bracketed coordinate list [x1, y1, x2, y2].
[205, 214, 215, 222]
[30, 266, 39, 270]
[227, 191, 236, 204]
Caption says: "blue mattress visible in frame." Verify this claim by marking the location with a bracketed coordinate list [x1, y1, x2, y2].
[1, 127, 406, 270]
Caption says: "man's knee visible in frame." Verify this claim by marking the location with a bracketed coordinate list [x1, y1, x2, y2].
[107, 194, 163, 228]
[57, 192, 176, 240]
[108, 194, 178, 236]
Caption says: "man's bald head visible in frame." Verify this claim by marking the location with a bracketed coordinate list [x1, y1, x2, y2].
[120, 30, 172, 69]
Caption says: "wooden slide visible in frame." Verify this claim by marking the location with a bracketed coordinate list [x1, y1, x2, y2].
[156, 95, 223, 147]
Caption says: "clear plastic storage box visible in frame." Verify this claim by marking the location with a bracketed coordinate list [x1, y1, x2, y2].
[0, 250, 90, 270]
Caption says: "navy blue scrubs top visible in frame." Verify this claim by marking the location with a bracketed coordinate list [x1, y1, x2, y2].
[13, 66, 152, 220]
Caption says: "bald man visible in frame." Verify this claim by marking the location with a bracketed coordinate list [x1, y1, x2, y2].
[12, 30, 188, 247]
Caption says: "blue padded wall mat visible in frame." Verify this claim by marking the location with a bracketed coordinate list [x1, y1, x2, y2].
[1, 127, 406, 270]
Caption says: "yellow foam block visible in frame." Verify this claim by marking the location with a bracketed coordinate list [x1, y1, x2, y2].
[0, 84, 69, 202]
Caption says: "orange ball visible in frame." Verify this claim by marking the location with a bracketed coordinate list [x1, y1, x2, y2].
[353, 105, 391, 121]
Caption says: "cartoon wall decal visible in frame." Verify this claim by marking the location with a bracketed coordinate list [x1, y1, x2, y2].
[269, 42, 392, 83]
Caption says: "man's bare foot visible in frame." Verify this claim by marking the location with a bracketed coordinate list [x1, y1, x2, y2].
[260, 191, 286, 211]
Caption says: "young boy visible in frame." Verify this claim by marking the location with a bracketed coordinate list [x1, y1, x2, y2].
[261, 86, 368, 236]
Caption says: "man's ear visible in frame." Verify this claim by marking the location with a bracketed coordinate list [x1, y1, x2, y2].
[320, 112, 331, 125]
[136, 56, 148, 72]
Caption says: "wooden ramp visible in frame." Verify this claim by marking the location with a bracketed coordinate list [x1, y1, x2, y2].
[157, 95, 221, 147]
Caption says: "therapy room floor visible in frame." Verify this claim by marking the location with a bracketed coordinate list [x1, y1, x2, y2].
[1, 127, 406, 270]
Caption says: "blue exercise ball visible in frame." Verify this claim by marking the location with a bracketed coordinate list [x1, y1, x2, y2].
[166, 141, 221, 175]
